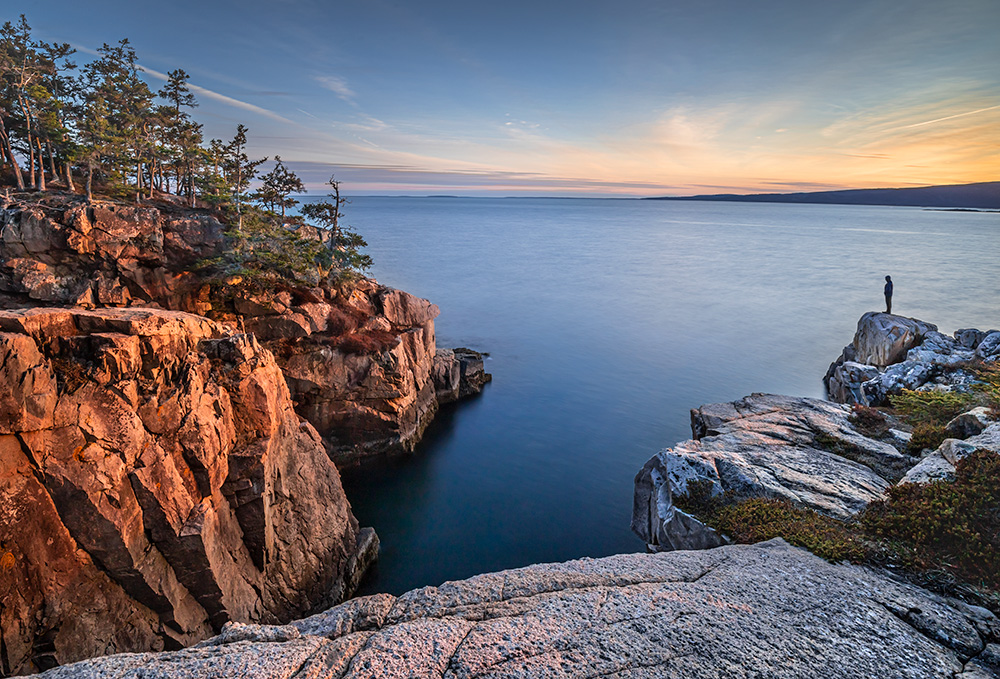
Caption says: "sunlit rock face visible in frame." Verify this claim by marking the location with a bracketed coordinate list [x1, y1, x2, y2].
[0, 195, 490, 464]
[0, 307, 371, 675]
[29, 539, 1000, 679]
[632, 393, 911, 552]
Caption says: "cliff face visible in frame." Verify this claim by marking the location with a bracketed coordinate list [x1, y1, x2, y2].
[0, 307, 374, 676]
[0, 194, 489, 463]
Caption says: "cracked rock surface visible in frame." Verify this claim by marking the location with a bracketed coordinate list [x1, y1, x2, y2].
[0, 195, 490, 464]
[0, 307, 370, 675]
[633, 393, 913, 551]
[30, 539, 1000, 678]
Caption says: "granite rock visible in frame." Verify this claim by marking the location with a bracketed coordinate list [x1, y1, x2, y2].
[0, 307, 370, 675]
[30, 539, 1000, 679]
[0, 195, 489, 463]
[633, 393, 911, 552]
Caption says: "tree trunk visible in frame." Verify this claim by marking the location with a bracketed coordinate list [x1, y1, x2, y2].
[35, 138, 46, 191]
[0, 121, 25, 190]
[47, 143, 57, 180]
[85, 165, 93, 203]
[64, 161, 76, 192]
[17, 95, 36, 188]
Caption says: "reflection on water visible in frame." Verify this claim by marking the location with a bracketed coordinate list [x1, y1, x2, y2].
[338, 198, 1000, 596]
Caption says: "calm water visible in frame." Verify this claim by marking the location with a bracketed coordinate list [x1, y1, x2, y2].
[336, 198, 1000, 596]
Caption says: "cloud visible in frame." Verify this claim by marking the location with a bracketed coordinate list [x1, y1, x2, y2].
[138, 64, 296, 125]
[315, 75, 356, 103]
[881, 104, 1000, 132]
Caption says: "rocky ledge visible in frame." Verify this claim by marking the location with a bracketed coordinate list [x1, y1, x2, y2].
[26, 539, 1000, 678]
[0, 307, 375, 675]
[633, 311, 1000, 553]
[825, 311, 999, 406]
[632, 393, 913, 551]
[0, 194, 490, 464]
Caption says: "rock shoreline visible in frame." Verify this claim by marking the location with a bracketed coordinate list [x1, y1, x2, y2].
[3, 198, 996, 679]
[825, 311, 999, 406]
[25, 539, 1000, 678]
[0, 194, 491, 675]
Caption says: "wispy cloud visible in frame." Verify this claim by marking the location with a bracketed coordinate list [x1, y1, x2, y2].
[315, 75, 356, 103]
[138, 64, 296, 124]
[882, 104, 1000, 132]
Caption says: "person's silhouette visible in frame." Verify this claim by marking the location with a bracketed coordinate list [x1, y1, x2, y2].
[884, 275, 893, 314]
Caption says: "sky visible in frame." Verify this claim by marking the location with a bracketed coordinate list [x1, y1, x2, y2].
[18, 0, 1000, 196]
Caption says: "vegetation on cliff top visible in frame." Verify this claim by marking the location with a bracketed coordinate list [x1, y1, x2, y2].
[0, 13, 370, 288]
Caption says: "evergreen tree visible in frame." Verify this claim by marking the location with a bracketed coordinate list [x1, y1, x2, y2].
[81, 39, 153, 201]
[302, 174, 372, 274]
[222, 124, 266, 230]
[254, 155, 304, 220]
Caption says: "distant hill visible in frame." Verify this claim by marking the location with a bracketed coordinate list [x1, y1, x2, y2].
[647, 181, 1000, 209]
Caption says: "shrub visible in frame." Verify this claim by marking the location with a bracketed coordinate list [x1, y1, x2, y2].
[710, 498, 867, 563]
[198, 208, 334, 289]
[326, 308, 357, 335]
[907, 422, 948, 453]
[673, 479, 723, 516]
[862, 450, 1000, 590]
[678, 451, 1000, 600]
[849, 404, 890, 438]
[889, 389, 979, 453]
[890, 389, 978, 426]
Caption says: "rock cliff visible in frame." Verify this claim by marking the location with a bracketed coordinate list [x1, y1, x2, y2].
[25, 539, 1000, 678]
[825, 312, 999, 406]
[0, 307, 375, 676]
[631, 393, 914, 552]
[0, 193, 490, 463]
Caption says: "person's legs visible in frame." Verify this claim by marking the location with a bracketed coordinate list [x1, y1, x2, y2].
[885, 294, 892, 314]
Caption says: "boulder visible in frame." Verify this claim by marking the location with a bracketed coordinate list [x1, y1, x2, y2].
[946, 407, 996, 439]
[0, 307, 372, 675]
[633, 394, 911, 553]
[432, 348, 493, 404]
[978, 331, 1000, 361]
[827, 360, 880, 404]
[826, 314, 995, 406]
[32, 539, 1000, 678]
[853, 312, 937, 367]
[900, 424, 1000, 484]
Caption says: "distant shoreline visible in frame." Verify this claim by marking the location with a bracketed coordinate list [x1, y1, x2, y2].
[645, 181, 1000, 210]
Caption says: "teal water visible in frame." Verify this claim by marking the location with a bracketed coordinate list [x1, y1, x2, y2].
[335, 198, 1000, 596]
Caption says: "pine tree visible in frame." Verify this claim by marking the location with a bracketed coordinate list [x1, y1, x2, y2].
[81, 39, 153, 201]
[254, 155, 304, 220]
[301, 174, 372, 274]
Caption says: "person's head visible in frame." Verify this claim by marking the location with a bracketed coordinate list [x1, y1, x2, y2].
[885, 275, 892, 281]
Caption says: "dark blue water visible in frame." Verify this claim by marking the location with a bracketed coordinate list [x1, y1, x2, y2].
[336, 198, 1000, 595]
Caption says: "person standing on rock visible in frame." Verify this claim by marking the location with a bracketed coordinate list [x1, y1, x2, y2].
[884, 275, 893, 314]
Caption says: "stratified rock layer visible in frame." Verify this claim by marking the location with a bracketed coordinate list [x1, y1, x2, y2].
[632, 393, 913, 552]
[29, 539, 1000, 678]
[0, 307, 370, 676]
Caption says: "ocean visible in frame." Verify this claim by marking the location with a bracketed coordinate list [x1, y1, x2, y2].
[333, 197, 1000, 595]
